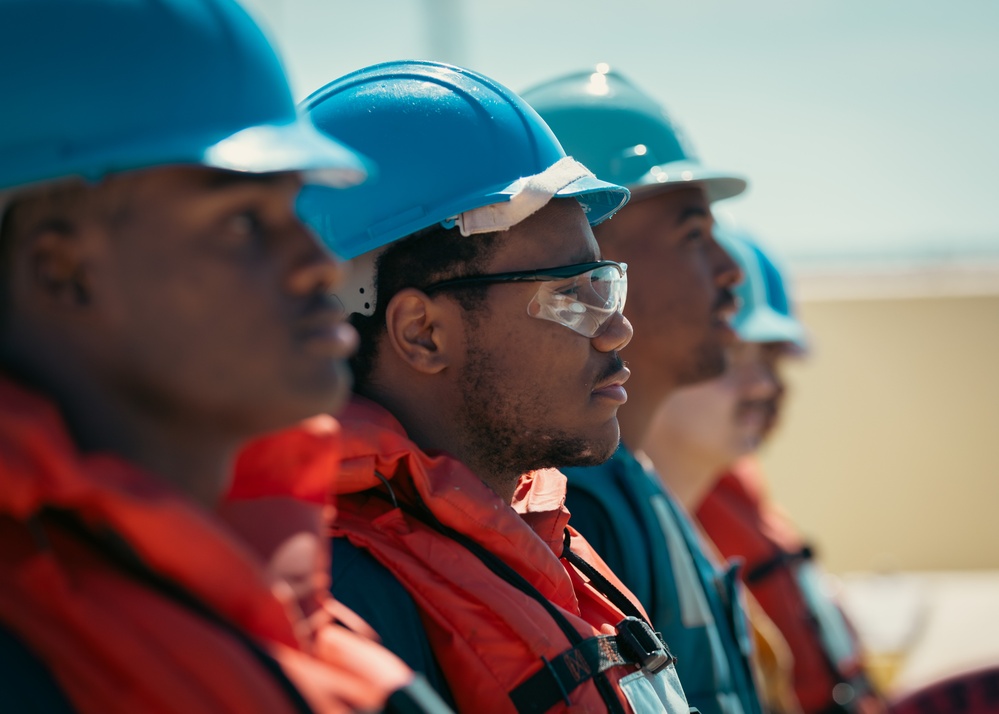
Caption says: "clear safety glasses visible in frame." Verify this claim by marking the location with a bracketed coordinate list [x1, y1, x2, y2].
[423, 260, 628, 337]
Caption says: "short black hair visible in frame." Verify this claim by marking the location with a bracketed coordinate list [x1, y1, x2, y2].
[350, 223, 502, 391]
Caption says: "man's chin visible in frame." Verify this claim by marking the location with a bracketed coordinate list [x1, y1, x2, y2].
[558, 433, 621, 469]
[297, 362, 353, 416]
[524, 428, 621, 472]
[678, 344, 727, 387]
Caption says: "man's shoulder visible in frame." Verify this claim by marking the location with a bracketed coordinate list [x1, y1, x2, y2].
[332, 536, 417, 610]
[331, 537, 455, 705]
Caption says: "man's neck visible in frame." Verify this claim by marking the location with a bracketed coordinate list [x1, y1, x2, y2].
[454, 456, 520, 505]
[361, 385, 521, 505]
[617, 364, 677, 452]
[617, 363, 725, 509]
[19, 367, 235, 509]
[641, 441, 726, 512]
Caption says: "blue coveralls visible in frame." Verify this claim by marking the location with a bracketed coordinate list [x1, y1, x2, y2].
[564, 446, 763, 714]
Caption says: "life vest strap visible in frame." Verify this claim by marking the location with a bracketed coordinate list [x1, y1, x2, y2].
[509, 634, 628, 714]
[744, 544, 813, 584]
[509, 616, 676, 714]
[561, 528, 647, 622]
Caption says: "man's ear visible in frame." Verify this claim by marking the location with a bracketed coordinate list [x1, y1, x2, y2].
[382, 288, 455, 375]
[20, 220, 93, 308]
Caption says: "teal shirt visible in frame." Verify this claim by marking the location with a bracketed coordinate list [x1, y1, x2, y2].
[564, 446, 762, 714]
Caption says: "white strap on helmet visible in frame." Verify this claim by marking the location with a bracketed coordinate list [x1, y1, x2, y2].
[450, 156, 594, 236]
[335, 157, 600, 318]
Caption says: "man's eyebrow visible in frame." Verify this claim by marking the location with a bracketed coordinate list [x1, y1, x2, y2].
[193, 170, 294, 192]
[568, 250, 600, 264]
[676, 205, 709, 225]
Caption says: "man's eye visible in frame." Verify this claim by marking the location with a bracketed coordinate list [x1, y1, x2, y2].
[552, 280, 581, 297]
[226, 211, 264, 237]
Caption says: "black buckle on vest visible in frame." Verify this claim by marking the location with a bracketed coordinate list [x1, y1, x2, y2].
[615, 616, 674, 675]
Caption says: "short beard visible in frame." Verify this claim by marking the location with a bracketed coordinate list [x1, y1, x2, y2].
[457, 343, 612, 483]
[675, 340, 727, 387]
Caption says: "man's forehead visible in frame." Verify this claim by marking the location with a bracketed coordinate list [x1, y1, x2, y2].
[124, 166, 304, 196]
[488, 199, 599, 271]
[630, 183, 709, 215]
[657, 185, 710, 219]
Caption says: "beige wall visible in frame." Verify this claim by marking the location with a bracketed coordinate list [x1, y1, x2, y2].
[759, 288, 999, 574]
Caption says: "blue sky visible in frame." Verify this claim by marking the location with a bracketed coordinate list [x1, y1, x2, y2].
[243, 0, 999, 267]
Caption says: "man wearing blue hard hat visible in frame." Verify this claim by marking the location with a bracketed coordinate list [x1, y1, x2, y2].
[649, 228, 884, 714]
[0, 1, 447, 712]
[644, 225, 808, 511]
[523, 67, 764, 714]
[298, 60, 692, 713]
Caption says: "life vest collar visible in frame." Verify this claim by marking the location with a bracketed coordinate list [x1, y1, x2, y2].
[337, 394, 579, 611]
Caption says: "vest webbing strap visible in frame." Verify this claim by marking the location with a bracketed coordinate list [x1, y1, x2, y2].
[509, 634, 629, 714]
[745, 544, 813, 584]
[561, 529, 648, 623]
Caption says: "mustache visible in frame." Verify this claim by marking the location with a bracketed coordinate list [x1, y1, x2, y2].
[736, 397, 778, 417]
[596, 353, 627, 384]
[300, 287, 345, 319]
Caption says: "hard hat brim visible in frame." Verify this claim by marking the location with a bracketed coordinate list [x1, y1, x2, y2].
[551, 173, 631, 226]
[202, 117, 372, 188]
[0, 117, 373, 193]
[628, 160, 747, 203]
[735, 307, 809, 351]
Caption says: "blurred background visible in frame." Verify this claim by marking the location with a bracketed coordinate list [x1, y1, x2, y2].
[241, 0, 999, 697]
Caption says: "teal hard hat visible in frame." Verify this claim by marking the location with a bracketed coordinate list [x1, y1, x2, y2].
[713, 222, 808, 350]
[521, 66, 746, 202]
[298, 60, 631, 261]
[0, 0, 369, 192]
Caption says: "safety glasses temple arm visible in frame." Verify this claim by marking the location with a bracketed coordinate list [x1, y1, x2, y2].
[423, 260, 625, 293]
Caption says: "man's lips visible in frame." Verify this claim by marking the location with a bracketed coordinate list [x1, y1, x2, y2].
[297, 310, 359, 358]
[713, 289, 738, 321]
[711, 293, 738, 341]
[592, 366, 631, 403]
[715, 301, 737, 322]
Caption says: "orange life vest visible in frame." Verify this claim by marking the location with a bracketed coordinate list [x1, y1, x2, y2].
[0, 377, 413, 714]
[697, 458, 880, 714]
[329, 396, 691, 714]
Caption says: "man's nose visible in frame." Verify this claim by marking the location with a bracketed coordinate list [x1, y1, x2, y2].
[740, 358, 780, 401]
[591, 311, 633, 353]
[708, 235, 741, 290]
[286, 223, 346, 296]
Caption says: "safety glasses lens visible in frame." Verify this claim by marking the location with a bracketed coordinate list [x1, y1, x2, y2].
[529, 264, 627, 337]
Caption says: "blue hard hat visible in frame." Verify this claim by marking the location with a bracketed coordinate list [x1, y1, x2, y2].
[521, 65, 747, 202]
[0, 0, 369, 192]
[713, 223, 807, 349]
[298, 60, 631, 261]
